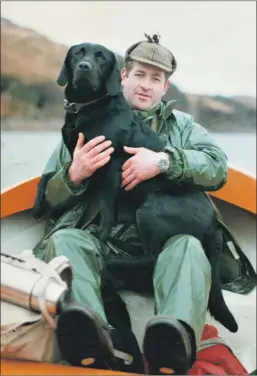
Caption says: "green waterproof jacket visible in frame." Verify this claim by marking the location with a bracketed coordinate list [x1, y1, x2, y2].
[33, 102, 256, 295]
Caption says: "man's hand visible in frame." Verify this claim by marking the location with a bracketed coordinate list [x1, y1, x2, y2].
[68, 133, 114, 185]
[121, 146, 166, 191]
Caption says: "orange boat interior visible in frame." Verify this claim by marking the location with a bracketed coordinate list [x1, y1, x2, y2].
[1, 166, 256, 375]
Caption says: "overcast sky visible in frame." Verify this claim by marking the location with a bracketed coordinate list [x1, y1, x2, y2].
[2, 1, 256, 97]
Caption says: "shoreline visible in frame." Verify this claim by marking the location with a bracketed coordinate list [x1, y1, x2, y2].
[1, 132, 256, 192]
[1, 117, 256, 134]
[1, 127, 256, 134]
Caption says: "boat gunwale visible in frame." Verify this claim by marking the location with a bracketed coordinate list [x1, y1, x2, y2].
[1, 164, 256, 219]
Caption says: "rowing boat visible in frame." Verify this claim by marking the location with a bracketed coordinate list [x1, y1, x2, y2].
[1, 163, 256, 375]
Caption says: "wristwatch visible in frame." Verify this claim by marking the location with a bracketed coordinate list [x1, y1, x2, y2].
[157, 152, 170, 173]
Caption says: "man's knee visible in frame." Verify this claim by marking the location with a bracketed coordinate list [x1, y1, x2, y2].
[50, 228, 97, 248]
[157, 234, 211, 274]
[50, 228, 85, 242]
[48, 228, 102, 260]
[162, 234, 206, 257]
[47, 228, 105, 274]
[163, 234, 202, 251]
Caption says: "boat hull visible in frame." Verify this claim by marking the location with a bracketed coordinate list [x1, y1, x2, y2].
[1, 167, 256, 374]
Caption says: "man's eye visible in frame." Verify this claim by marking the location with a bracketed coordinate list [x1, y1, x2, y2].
[135, 73, 142, 77]
[154, 77, 161, 82]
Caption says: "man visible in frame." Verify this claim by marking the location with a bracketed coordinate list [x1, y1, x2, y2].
[33, 33, 228, 374]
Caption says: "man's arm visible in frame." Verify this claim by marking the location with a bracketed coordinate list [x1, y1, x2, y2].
[33, 140, 89, 219]
[121, 112, 228, 192]
[164, 111, 228, 191]
[33, 133, 114, 219]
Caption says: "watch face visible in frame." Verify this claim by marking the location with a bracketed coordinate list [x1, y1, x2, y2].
[158, 158, 169, 172]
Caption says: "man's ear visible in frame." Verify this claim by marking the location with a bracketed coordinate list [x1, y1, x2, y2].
[121, 67, 128, 85]
[163, 80, 170, 95]
[106, 54, 121, 96]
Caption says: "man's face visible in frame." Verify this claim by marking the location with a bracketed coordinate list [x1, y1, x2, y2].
[121, 61, 170, 111]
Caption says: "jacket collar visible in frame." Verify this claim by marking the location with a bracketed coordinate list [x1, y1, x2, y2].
[132, 100, 178, 121]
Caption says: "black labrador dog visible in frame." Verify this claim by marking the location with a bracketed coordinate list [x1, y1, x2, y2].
[55, 42, 238, 333]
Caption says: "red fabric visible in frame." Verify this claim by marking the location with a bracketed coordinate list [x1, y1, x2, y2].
[188, 324, 248, 375]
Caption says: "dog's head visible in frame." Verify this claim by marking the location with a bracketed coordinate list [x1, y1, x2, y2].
[57, 43, 121, 99]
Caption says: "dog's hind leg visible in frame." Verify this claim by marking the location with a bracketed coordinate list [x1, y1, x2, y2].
[136, 202, 164, 256]
[206, 227, 238, 333]
[98, 158, 123, 242]
[136, 192, 184, 256]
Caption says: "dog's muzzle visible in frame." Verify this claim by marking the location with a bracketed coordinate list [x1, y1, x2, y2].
[77, 61, 92, 71]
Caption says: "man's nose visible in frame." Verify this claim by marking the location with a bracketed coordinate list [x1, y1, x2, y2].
[140, 79, 151, 90]
[78, 61, 92, 71]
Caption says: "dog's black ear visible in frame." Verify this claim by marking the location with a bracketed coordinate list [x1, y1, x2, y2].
[57, 48, 72, 86]
[106, 55, 121, 96]
[57, 63, 68, 87]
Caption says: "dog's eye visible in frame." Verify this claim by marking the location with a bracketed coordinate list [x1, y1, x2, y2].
[75, 50, 83, 57]
[95, 51, 106, 60]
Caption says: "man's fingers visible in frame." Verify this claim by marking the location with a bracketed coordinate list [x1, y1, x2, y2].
[87, 140, 113, 158]
[75, 133, 85, 150]
[124, 178, 141, 191]
[122, 158, 132, 171]
[82, 135, 106, 153]
[121, 167, 133, 180]
[121, 173, 135, 187]
[91, 147, 114, 164]
[124, 146, 139, 155]
[93, 155, 111, 170]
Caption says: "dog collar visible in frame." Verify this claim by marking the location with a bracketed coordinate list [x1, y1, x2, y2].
[64, 94, 109, 114]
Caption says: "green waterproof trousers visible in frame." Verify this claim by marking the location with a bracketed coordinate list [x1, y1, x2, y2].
[40, 228, 211, 348]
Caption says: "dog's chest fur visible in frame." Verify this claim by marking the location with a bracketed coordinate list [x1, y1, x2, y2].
[62, 93, 164, 158]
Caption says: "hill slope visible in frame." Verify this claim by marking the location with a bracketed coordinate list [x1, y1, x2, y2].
[1, 17, 67, 83]
[1, 17, 256, 132]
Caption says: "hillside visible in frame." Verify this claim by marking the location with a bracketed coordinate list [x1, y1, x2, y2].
[1, 17, 67, 83]
[1, 17, 256, 132]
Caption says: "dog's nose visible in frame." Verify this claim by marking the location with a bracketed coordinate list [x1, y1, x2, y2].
[78, 61, 92, 71]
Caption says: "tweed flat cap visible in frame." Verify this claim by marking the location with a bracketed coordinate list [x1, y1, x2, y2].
[125, 33, 177, 76]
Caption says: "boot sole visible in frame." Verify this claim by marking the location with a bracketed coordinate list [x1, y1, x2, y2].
[56, 306, 115, 369]
[143, 316, 192, 375]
